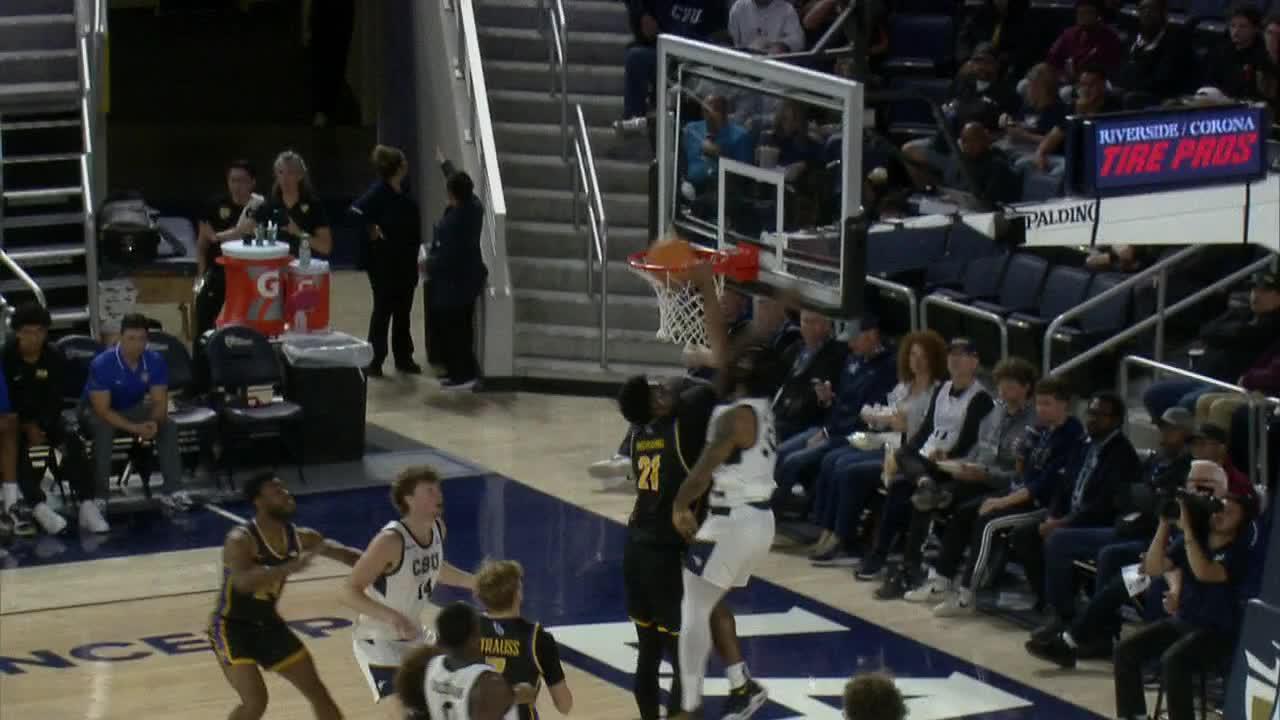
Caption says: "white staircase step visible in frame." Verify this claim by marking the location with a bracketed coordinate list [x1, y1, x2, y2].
[506, 186, 649, 226]
[0, 117, 79, 131]
[0, 49, 77, 62]
[515, 321, 683, 365]
[513, 355, 684, 382]
[0, 210, 85, 228]
[484, 59, 623, 95]
[4, 0, 77, 15]
[500, 151, 648, 194]
[49, 307, 90, 327]
[0, 13, 76, 26]
[5, 242, 85, 263]
[508, 256, 653, 296]
[2, 185, 81, 202]
[1, 151, 79, 164]
[494, 121, 615, 156]
[0, 14, 75, 52]
[476, 0, 626, 33]
[506, 219, 651, 261]
[514, 287, 663, 332]
[478, 26, 631, 65]
[0, 81, 78, 104]
[489, 88, 622, 127]
[0, 273, 85, 293]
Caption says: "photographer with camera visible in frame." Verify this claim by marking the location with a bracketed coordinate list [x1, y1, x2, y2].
[1025, 459, 1229, 668]
[1112, 463, 1259, 720]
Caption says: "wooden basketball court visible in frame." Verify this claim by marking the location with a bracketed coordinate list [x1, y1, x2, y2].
[0, 274, 1118, 720]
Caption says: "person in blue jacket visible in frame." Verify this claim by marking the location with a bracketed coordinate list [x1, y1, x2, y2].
[426, 148, 488, 391]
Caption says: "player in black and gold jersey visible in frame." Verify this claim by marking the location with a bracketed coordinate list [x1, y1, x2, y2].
[207, 472, 361, 720]
[475, 559, 572, 719]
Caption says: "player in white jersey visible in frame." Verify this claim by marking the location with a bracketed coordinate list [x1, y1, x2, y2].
[670, 264, 783, 720]
[341, 465, 477, 707]
[397, 602, 520, 720]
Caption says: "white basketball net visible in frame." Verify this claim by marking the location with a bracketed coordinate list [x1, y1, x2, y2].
[633, 269, 726, 347]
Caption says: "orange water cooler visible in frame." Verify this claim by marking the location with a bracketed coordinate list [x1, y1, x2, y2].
[216, 241, 292, 336]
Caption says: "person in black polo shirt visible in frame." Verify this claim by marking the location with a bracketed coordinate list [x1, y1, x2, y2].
[351, 145, 422, 377]
[246, 151, 333, 257]
[1, 303, 100, 534]
[195, 159, 259, 338]
[1112, 471, 1259, 720]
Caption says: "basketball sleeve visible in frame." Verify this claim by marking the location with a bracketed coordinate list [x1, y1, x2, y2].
[533, 626, 566, 686]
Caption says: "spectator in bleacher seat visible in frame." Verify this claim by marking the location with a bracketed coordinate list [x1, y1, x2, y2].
[427, 149, 488, 391]
[1143, 270, 1280, 419]
[195, 159, 259, 339]
[889, 376, 1083, 611]
[773, 310, 844, 440]
[1026, 459, 1240, 670]
[1009, 391, 1140, 619]
[1262, 14, 1280, 108]
[2, 303, 92, 536]
[1045, 0, 1124, 84]
[1195, 337, 1280, 451]
[857, 338, 996, 591]
[763, 100, 827, 225]
[1025, 65, 1121, 176]
[773, 313, 897, 503]
[869, 358, 1035, 590]
[1083, 243, 1156, 272]
[902, 44, 1020, 189]
[1189, 421, 1250, 492]
[1204, 3, 1274, 102]
[807, 330, 946, 565]
[998, 63, 1070, 157]
[618, 0, 729, 129]
[1112, 468, 1259, 720]
[1112, 0, 1193, 108]
[728, 0, 805, 53]
[957, 0, 1034, 79]
[681, 95, 755, 215]
[240, 150, 334, 256]
[842, 671, 907, 720]
[351, 145, 423, 378]
[82, 313, 184, 531]
[941, 122, 1021, 207]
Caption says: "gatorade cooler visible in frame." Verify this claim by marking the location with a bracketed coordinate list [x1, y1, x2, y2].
[285, 258, 331, 333]
[217, 241, 292, 336]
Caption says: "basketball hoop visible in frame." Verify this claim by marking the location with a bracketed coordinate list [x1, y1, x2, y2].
[627, 244, 759, 347]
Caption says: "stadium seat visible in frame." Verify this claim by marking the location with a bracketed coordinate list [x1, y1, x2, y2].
[867, 226, 948, 278]
[1007, 265, 1094, 365]
[884, 14, 955, 76]
[145, 331, 217, 471]
[925, 225, 1001, 288]
[922, 253, 1010, 343]
[885, 76, 952, 140]
[963, 253, 1052, 362]
[1047, 272, 1133, 390]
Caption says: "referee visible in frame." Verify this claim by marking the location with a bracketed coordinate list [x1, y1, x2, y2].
[616, 373, 718, 720]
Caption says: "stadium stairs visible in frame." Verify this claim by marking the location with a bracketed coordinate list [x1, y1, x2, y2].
[476, 0, 685, 382]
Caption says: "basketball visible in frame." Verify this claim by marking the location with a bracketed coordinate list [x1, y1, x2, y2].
[646, 236, 699, 280]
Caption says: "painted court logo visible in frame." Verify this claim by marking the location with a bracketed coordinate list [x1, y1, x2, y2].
[1242, 641, 1280, 720]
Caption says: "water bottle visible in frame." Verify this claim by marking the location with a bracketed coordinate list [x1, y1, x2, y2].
[299, 234, 312, 267]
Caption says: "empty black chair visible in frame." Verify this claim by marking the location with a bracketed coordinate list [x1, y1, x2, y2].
[1007, 265, 1093, 366]
[206, 326, 304, 489]
[145, 332, 217, 470]
[964, 253, 1052, 362]
[44, 336, 104, 501]
[1048, 272, 1134, 393]
[923, 253, 1010, 345]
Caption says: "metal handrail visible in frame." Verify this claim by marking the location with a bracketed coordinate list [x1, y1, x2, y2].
[1049, 253, 1274, 378]
[453, 0, 510, 296]
[537, 0, 570, 163]
[1042, 245, 1202, 375]
[571, 104, 609, 368]
[77, 0, 106, 337]
[0, 249, 47, 308]
[921, 294, 1008, 360]
[772, 2, 857, 64]
[866, 275, 918, 332]
[1119, 354, 1276, 487]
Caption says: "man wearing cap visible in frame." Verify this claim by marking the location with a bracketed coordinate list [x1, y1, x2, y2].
[1190, 421, 1250, 492]
[1144, 271, 1280, 419]
[1028, 405, 1191, 643]
[773, 313, 897, 505]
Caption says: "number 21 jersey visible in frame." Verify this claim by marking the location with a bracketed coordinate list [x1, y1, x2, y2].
[355, 519, 444, 641]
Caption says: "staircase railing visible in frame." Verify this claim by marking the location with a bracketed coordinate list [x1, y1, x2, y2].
[536, 0, 569, 163]
[77, 0, 108, 336]
[571, 104, 609, 368]
[1118, 355, 1275, 488]
[0, 248, 47, 309]
[1045, 248, 1274, 378]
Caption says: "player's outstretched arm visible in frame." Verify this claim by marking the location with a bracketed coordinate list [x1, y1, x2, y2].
[470, 671, 516, 720]
[224, 527, 312, 593]
[298, 527, 362, 566]
[338, 530, 419, 638]
[691, 263, 728, 373]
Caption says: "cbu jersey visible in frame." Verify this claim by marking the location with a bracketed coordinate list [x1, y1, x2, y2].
[425, 655, 517, 720]
[707, 397, 777, 507]
[480, 616, 567, 720]
[354, 519, 444, 642]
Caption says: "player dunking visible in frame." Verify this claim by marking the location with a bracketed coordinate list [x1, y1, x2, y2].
[475, 559, 574, 719]
[208, 472, 361, 720]
[670, 264, 779, 720]
[341, 465, 477, 707]
[397, 601, 525, 720]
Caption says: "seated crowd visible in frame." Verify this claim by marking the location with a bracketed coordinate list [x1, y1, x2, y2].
[598, 278, 1272, 720]
[619, 0, 1280, 214]
[0, 309, 190, 540]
